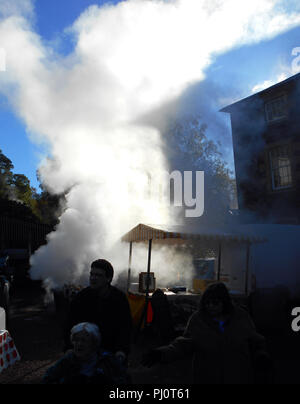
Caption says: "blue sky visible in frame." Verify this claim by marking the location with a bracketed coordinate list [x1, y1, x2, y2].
[1, 0, 300, 190]
[0, 99, 41, 189]
[34, 0, 119, 42]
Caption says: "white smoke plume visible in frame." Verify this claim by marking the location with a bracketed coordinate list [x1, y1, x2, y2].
[125, 243, 195, 290]
[0, 0, 300, 288]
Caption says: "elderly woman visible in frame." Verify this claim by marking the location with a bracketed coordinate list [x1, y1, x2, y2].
[142, 283, 271, 384]
[43, 322, 126, 384]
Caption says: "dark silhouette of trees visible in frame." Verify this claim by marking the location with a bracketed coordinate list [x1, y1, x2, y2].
[0, 149, 65, 225]
[165, 114, 237, 224]
[0, 149, 14, 199]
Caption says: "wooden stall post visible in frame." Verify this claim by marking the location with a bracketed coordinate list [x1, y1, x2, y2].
[245, 242, 251, 296]
[135, 238, 153, 339]
[127, 241, 133, 292]
[144, 238, 153, 327]
[217, 242, 222, 281]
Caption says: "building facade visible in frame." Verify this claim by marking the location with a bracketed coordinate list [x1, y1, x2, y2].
[222, 72, 300, 224]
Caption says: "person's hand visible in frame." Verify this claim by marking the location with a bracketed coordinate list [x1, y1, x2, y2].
[141, 349, 162, 367]
[63, 343, 71, 353]
[115, 351, 127, 365]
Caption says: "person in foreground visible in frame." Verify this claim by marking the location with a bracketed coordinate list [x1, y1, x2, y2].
[142, 282, 272, 384]
[64, 259, 132, 365]
[43, 322, 127, 384]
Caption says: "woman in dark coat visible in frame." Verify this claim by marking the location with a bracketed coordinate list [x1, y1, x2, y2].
[142, 283, 270, 384]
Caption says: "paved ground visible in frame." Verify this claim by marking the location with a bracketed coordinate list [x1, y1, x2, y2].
[0, 283, 63, 384]
[0, 283, 299, 384]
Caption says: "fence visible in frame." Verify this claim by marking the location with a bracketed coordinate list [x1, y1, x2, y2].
[0, 216, 52, 252]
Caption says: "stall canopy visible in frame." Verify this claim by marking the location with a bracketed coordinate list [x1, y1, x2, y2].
[122, 223, 267, 329]
[122, 223, 266, 290]
[121, 223, 266, 244]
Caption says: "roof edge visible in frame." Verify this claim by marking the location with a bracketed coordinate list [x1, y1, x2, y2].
[220, 71, 300, 113]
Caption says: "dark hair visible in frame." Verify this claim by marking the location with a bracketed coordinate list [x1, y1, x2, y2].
[91, 259, 114, 281]
[199, 282, 233, 316]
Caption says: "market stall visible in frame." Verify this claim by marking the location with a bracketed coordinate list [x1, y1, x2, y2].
[122, 223, 266, 329]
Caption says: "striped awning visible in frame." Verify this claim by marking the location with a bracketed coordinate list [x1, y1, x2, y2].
[121, 223, 266, 244]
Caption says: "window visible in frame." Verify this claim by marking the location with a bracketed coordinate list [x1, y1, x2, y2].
[269, 145, 292, 190]
[265, 95, 287, 122]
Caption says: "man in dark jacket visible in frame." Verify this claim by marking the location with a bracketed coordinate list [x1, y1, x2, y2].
[64, 259, 132, 364]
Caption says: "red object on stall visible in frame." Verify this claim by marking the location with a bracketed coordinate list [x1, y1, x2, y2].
[146, 301, 153, 324]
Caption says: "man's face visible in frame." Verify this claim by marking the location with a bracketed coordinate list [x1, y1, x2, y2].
[89, 267, 111, 290]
